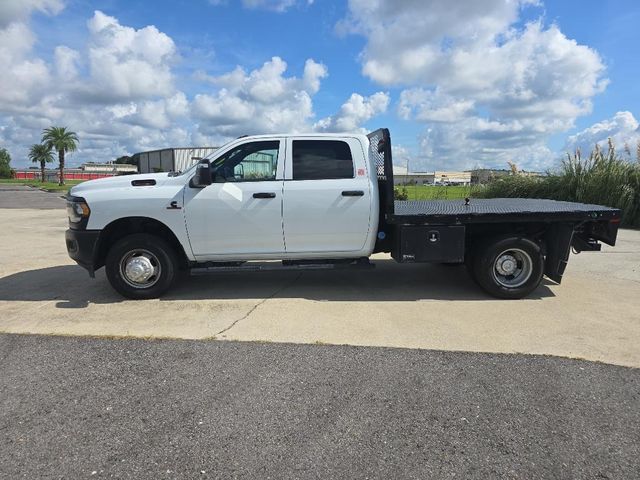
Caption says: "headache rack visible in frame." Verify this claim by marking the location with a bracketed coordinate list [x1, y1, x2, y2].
[367, 128, 395, 216]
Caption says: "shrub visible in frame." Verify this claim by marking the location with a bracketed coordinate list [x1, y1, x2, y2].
[394, 185, 408, 200]
[0, 148, 12, 179]
[476, 140, 640, 227]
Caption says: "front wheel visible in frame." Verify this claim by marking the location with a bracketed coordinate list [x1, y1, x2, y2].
[472, 236, 544, 299]
[105, 234, 177, 299]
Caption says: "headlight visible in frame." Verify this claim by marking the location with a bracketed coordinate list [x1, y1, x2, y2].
[67, 197, 91, 228]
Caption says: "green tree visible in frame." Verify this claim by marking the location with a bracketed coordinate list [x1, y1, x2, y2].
[0, 148, 12, 179]
[28, 144, 55, 182]
[115, 155, 135, 165]
[42, 126, 79, 185]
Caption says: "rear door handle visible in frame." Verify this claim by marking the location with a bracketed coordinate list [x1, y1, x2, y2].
[342, 190, 364, 197]
[253, 192, 276, 199]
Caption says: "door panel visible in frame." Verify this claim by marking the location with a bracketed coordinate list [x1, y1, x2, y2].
[183, 139, 285, 257]
[282, 138, 372, 254]
[184, 181, 284, 256]
[282, 179, 371, 253]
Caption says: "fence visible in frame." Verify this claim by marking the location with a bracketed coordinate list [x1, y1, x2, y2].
[14, 170, 116, 182]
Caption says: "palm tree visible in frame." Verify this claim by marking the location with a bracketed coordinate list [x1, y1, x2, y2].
[42, 126, 79, 185]
[28, 144, 55, 183]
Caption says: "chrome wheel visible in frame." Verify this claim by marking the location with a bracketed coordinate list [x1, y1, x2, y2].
[491, 248, 533, 288]
[119, 249, 162, 289]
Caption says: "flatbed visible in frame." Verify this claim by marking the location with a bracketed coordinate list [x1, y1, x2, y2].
[389, 198, 620, 224]
[366, 128, 621, 296]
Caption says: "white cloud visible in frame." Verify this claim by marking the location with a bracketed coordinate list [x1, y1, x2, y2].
[2, 0, 614, 175]
[417, 120, 554, 172]
[119, 93, 190, 130]
[301, 59, 327, 94]
[342, 0, 538, 87]
[398, 89, 474, 123]
[0, 0, 63, 28]
[0, 11, 187, 166]
[241, 0, 296, 11]
[390, 144, 414, 170]
[192, 56, 327, 137]
[340, 0, 608, 171]
[0, 12, 336, 165]
[209, 0, 312, 12]
[0, 22, 51, 108]
[54, 45, 80, 79]
[564, 112, 640, 157]
[80, 11, 177, 102]
[314, 92, 389, 132]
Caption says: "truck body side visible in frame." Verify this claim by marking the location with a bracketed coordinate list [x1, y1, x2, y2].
[67, 134, 380, 275]
[65, 129, 621, 299]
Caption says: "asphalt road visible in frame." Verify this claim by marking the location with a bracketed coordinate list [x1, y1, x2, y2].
[0, 183, 66, 209]
[1, 334, 639, 479]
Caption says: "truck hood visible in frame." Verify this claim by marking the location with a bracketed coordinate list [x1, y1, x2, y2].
[69, 172, 171, 196]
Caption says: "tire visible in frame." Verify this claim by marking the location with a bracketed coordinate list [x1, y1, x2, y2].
[472, 236, 543, 299]
[105, 233, 177, 299]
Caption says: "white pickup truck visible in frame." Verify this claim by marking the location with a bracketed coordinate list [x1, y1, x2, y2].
[65, 129, 620, 299]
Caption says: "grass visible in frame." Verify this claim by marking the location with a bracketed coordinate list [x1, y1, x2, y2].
[474, 142, 640, 228]
[0, 178, 84, 192]
[397, 184, 472, 201]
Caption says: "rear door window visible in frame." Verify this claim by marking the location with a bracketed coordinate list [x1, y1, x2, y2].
[292, 140, 354, 180]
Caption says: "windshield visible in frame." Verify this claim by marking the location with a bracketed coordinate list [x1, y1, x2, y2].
[172, 162, 198, 177]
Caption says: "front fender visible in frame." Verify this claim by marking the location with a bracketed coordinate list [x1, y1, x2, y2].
[65, 229, 101, 277]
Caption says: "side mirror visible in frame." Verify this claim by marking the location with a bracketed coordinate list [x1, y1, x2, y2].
[190, 160, 212, 188]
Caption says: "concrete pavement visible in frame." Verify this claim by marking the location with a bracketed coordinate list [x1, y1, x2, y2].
[0, 187, 639, 367]
[0, 183, 66, 209]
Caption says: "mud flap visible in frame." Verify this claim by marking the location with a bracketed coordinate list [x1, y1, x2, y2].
[544, 223, 574, 283]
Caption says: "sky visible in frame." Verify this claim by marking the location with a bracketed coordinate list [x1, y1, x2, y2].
[1, 0, 639, 172]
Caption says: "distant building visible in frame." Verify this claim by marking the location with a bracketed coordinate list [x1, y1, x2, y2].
[433, 171, 471, 186]
[136, 147, 219, 174]
[81, 162, 138, 174]
[393, 167, 471, 186]
[394, 172, 435, 185]
[470, 169, 544, 185]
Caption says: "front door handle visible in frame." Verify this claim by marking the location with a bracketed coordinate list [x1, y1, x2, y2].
[342, 190, 364, 197]
[253, 192, 276, 199]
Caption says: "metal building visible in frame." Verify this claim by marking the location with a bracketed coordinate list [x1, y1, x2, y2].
[136, 147, 219, 174]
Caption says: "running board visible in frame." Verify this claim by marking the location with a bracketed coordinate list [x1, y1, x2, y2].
[190, 258, 374, 276]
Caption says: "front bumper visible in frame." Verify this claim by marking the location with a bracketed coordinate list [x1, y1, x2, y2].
[65, 229, 101, 277]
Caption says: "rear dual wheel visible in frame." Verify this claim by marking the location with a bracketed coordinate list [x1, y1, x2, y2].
[470, 236, 544, 299]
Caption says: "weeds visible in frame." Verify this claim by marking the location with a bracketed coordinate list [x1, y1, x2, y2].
[476, 140, 640, 227]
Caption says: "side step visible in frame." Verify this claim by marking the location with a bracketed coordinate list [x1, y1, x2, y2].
[190, 258, 374, 276]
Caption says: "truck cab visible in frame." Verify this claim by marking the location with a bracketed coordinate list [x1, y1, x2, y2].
[183, 134, 378, 260]
[66, 134, 380, 298]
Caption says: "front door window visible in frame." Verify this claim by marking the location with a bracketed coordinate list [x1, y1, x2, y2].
[211, 141, 279, 182]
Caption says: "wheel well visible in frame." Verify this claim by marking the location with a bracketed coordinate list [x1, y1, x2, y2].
[94, 217, 189, 271]
[465, 222, 575, 283]
[465, 223, 547, 256]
